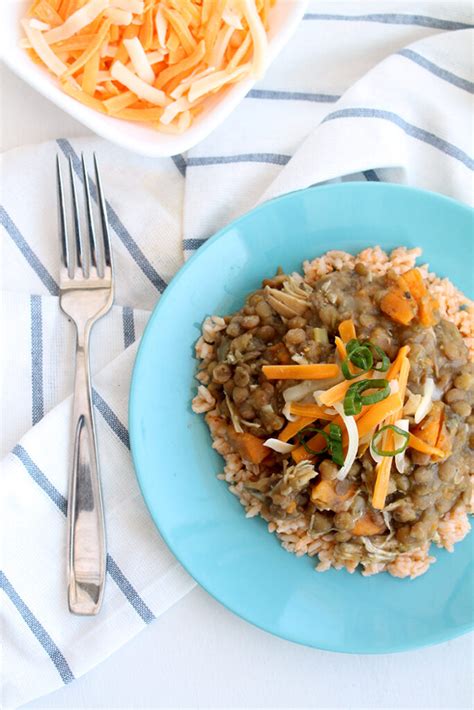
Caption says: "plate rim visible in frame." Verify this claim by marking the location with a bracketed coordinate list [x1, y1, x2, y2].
[129, 182, 474, 654]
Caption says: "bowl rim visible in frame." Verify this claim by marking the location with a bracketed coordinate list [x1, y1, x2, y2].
[129, 182, 474, 654]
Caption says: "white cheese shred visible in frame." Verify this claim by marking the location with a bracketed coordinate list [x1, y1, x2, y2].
[21, 20, 67, 76]
[123, 37, 155, 84]
[43, 0, 110, 44]
[414, 378, 434, 424]
[263, 439, 295, 454]
[239, 0, 268, 77]
[333, 403, 359, 480]
[394, 419, 410, 473]
[111, 60, 169, 105]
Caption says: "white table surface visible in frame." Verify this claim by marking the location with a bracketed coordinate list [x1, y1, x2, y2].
[2, 62, 473, 710]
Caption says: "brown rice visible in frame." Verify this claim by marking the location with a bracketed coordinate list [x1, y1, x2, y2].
[192, 246, 473, 579]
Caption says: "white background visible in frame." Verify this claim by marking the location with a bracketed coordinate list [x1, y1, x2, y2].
[2, 62, 473, 710]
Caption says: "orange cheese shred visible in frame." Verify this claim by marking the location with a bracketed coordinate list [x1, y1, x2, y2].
[21, 0, 271, 132]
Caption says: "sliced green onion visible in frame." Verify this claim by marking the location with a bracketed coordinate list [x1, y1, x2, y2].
[297, 427, 328, 456]
[341, 338, 390, 379]
[345, 339, 360, 355]
[341, 353, 371, 380]
[341, 358, 361, 380]
[343, 379, 390, 415]
[328, 423, 342, 441]
[369, 344, 390, 372]
[371, 424, 410, 457]
[328, 423, 344, 465]
[297, 423, 344, 465]
[344, 386, 362, 415]
[350, 347, 373, 370]
[359, 379, 390, 404]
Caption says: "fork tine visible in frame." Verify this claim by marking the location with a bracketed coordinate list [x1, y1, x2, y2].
[56, 155, 70, 270]
[68, 156, 83, 272]
[81, 153, 98, 271]
[93, 153, 112, 268]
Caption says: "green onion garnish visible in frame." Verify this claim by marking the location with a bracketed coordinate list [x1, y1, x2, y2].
[341, 338, 390, 379]
[343, 379, 390, 415]
[341, 352, 371, 379]
[369, 344, 390, 372]
[371, 424, 409, 457]
[328, 423, 344, 466]
[297, 423, 344, 466]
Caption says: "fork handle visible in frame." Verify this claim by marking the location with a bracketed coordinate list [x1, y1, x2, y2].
[67, 327, 106, 615]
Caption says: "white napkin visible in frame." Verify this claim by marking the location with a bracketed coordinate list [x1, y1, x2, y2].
[2, 1, 473, 706]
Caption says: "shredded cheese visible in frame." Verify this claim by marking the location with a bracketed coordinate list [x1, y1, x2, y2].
[394, 418, 409, 473]
[414, 377, 434, 424]
[188, 62, 250, 102]
[21, 20, 68, 76]
[111, 60, 169, 105]
[28, 18, 51, 30]
[160, 96, 192, 124]
[104, 8, 133, 24]
[333, 403, 359, 480]
[123, 37, 155, 83]
[43, 0, 110, 43]
[263, 438, 295, 454]
[111, 0, 144, 12]
[239, 0, 268, 77]
[283, 379, 339, 404]
[155, 5, 168, 48]
[146, 50, 165, 64]
[21, 0, 275, 132]
[282, 401, 298, 422]
[372, 352, 411, 509]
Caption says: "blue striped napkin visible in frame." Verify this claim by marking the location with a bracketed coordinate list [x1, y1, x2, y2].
[2, 2, 473, 706]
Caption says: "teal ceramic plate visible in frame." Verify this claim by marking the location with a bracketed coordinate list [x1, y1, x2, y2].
[130, 183, 473, 653]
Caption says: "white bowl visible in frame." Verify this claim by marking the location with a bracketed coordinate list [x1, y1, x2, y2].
[1, 0, 307, 157]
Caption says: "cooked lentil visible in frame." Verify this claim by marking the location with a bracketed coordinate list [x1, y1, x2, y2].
[192, 247, 473, 579]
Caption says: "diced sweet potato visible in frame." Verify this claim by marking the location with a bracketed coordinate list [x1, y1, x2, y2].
[310, 479, 356, 512]
[418, 296, 438, 327]
[352, 513, 386, 536]
[380, 287, 417, 325]
[224, 427, 269, 464]
[402, 268, 427, 302]
[411, 402, 443, 446]
[399, 270, 438, 327]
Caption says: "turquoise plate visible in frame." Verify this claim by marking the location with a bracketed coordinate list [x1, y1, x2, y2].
[130, 183, 473, 653]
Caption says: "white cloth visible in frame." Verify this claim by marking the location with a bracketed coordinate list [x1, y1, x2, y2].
[1, 2, 473, 707]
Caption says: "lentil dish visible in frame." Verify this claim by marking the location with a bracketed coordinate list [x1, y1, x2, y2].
[192, 247, 473, 578]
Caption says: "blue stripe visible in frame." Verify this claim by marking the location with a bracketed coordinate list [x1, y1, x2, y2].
[363, 169, 381, 182]
[183, 238, 208, 250]
[106, 557, 155, 624]
[57, 140, 168, 294]
[92, 389, 130, 449]
[30, 295, 45, 425]
[1, 571, 75, 684]
[187, 153, 291, 167]
[0, 206, 59, 296]
[122, 306, 136, 348]
[322, 108, 474, 170]
[13, 444, 67, 514]
[171, 154, 187, 177]
[247, 89, 340, 103]
[12, 445, 154, 623]
[397, 48, 474, 94]
[303, 13, 474, 30]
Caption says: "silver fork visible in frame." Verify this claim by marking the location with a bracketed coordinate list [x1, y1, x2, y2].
[57, 153, 114, 615]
